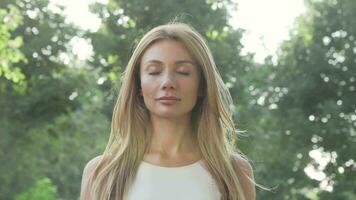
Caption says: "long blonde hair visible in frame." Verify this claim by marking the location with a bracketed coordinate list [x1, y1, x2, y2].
[87, 22, 251, 200]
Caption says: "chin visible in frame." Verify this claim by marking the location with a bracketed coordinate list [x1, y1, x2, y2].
[152, 111, 191, 119]
[156, 113, 182, 119]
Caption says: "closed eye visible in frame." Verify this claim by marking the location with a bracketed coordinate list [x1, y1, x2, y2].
[178, 72, 190, 76]
[148, 72, 160, 75]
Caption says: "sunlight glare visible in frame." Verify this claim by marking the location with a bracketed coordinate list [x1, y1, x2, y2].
[230, 0, 306, 63]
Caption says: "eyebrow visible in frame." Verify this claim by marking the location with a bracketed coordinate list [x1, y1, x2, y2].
[143, 59, 196, 66]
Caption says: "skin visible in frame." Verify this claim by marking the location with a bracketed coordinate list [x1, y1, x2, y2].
[139, 39, 202, 166]
[80, 39, 256, 200]
[138, 39, 256, 199]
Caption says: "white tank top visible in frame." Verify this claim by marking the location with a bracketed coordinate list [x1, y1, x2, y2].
[127, 160, 222, 200]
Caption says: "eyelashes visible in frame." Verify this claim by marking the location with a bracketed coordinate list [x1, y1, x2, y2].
[148, 72, 160, 75]
[148, 72, 190, 76]
[178, 72, 190, 76]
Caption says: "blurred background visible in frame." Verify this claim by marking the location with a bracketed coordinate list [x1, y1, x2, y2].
[0, 0, 355, 199]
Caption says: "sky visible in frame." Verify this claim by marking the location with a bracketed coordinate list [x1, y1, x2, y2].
[230, 0, 306, 62]
[49, 0, 306, 62]
[48, 0, 336, 191]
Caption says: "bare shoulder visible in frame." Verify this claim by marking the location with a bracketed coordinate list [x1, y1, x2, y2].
[80, 155, 103, 200]
[233, 154, 253, 176]
[232, 154, 256, 200]
[84, 155, 102, 174]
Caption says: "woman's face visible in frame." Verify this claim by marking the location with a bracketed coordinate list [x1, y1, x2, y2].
[139, 39, 201, 119]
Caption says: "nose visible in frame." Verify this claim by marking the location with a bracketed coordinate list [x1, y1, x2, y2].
[161, 72, 177, 91]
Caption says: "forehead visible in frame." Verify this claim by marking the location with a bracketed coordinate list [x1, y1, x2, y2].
[140, 39, 195, 64]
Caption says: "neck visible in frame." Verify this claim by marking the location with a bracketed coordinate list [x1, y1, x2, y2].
[147, 114, 199, 159]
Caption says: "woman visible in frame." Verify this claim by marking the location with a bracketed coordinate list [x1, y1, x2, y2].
[80, 22, 256, 200]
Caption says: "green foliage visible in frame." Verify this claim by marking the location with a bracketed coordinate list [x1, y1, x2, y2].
[0, 5, 27, 93]
[1, 0, 355, 199]
[0, 0, 109, 199]
[15, 178, 60, 200]
[248, 0, 356, 199]
[0, 66, 109, 199]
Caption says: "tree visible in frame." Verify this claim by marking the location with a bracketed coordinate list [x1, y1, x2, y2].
[0, 5, 27, 93]
[15, 178, 60, 200]
[250, 0, 356, 199]
[0, 1, 109, 199]
[1, 0, 253, 199]
[87, 0, 249, 113]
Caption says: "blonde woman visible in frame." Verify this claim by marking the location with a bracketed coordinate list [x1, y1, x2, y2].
[80, 22, 256, 200]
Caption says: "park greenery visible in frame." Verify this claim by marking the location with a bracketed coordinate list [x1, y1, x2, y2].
[0, 0, 355, 199]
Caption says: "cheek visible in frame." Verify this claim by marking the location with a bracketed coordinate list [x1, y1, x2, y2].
[140, 76, 156, 98]
[182, 78, 200, 97]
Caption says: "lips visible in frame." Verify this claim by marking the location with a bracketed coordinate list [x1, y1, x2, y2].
[156, 96, 181, 101]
